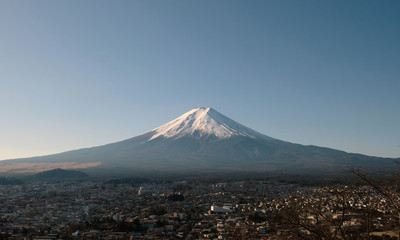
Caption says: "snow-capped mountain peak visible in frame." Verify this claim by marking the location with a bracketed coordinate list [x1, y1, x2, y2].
[148, 107, 274, 141]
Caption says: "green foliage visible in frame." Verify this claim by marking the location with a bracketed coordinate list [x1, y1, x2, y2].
[115, 219, 141, 232]
[150, 206, 167, 215]
[248, 212, 266, 223]
[167, 193, 184, 202]
[155, 219, 168, 228]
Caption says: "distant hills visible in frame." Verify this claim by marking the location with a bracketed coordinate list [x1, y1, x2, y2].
[33, 168, 88, 180]
[0, 107, 398, 175]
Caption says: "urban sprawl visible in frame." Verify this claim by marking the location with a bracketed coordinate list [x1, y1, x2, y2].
[0, 176, 399, 239]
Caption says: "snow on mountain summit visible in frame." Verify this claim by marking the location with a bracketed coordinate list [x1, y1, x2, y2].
[148, 107, 274, 141]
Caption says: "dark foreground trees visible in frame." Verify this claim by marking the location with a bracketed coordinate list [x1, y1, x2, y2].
[268, 168, 400, 240]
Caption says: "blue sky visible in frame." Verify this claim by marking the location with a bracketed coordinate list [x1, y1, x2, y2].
[1, 0, 399, 160]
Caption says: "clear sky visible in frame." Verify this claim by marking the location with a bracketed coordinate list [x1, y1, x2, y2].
[1, 0, 399, 160]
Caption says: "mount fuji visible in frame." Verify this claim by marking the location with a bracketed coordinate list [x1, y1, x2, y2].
[1, 107, 398, 174]
[148, 107, 274, 141]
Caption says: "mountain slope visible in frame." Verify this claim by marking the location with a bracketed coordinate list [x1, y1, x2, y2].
[1, 107, 398, 174]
